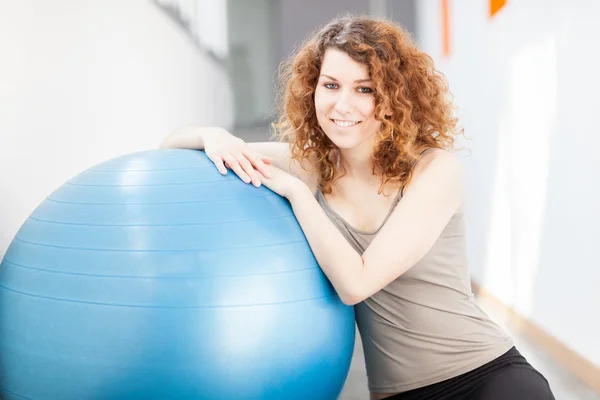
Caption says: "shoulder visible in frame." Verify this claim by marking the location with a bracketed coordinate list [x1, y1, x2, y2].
[415, 148, 464, 177]
[404, 148, 464, 201]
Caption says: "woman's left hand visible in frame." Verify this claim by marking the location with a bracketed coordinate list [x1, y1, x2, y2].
[261, 165, 307, 199]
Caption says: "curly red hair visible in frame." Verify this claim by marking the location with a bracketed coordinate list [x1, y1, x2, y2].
[272, 15, 463, 194]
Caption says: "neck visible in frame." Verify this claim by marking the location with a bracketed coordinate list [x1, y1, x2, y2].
[338, 141, 377, 184]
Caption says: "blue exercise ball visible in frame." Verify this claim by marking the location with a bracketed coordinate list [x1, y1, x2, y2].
[0, 149, 355, 400]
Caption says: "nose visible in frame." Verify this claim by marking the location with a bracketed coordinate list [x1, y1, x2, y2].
[334, 90, 354, 115]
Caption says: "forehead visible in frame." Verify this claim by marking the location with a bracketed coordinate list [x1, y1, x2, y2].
[320, 48, 370, 81]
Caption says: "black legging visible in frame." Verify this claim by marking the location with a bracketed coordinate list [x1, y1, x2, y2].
[388, 347, 556, 400]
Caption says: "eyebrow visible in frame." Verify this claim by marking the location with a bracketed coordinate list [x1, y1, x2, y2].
[319, 74, 372, 84]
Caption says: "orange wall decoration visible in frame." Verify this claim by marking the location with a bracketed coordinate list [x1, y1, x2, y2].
[441, 0, 450, 57]
[490, 0, 507, 18]
[441, 0, 507, 58]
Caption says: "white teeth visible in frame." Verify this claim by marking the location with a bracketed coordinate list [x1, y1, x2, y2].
[333, 119, 360, 127]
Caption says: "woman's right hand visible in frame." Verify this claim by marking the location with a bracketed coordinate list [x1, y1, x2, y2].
[203, 130, 273, 187]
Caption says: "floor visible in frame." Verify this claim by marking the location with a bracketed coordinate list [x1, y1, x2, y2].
[339, 296, 600, 400]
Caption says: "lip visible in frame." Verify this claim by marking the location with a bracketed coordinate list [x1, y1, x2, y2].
[331, 119, 362, 127]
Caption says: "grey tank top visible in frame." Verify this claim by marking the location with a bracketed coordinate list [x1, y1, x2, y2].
[315, 154, 513, 393]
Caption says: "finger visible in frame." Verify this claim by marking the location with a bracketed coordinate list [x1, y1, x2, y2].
[254, 158, 273, 178]
[234, 151, 262, 187]
[209, 154, 227, 175]
[235, 153, 261, 185]
[242, 151, 273, 178]
[221, 154, 252, 183]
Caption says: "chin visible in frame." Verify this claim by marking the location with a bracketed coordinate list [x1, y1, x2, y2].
[323, 131, 361, 149]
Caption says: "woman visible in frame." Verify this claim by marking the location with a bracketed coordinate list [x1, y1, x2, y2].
[161, 15, 555, 400]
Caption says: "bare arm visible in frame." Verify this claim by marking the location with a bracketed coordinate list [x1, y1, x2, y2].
[159, 125, 220, 150]
[283, 149, 463, 305]
[247, 141, 318, 190]
[160, 126, 318, 189]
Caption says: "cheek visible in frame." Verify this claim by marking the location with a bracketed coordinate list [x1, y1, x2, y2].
[358, 99, 381, 133]
[314, 98, 329, 127]
[357, 98, 376, 117]
[314, 91, 332, 113]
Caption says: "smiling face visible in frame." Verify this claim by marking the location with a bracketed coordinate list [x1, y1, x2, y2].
[314, 48, 382, 152]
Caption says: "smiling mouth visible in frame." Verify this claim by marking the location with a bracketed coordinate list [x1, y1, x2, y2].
[331, 119, 361, 127]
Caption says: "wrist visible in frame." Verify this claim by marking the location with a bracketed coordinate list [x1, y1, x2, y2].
[201, 127, 234, 141]
[201, 127, 244, 148]
[286, 180, 312, 203]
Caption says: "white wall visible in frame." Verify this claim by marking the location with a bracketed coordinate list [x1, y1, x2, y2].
[417, 0, 600, 367]
[0, 0, 233, 257]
